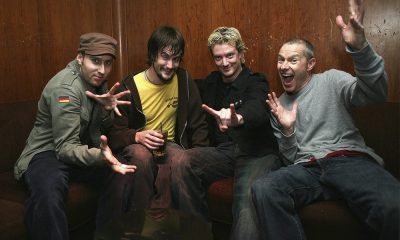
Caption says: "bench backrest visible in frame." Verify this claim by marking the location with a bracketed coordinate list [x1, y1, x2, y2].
[0, 101, 398, 179]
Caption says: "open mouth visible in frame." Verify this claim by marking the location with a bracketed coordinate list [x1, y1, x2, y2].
[282, 73, 294, 81]
[282, 74, 293, 79]
[281, 73, 294, 87]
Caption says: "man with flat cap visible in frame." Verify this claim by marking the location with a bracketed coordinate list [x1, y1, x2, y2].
[14, 32, 136, 240]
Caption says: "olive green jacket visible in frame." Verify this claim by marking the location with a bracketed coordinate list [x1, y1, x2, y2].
[14, 60, 112, 180]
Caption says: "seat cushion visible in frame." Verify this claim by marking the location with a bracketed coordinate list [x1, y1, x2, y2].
[207, 178, 233, 223]
[299, 200, 376, 240]
[0, 171, 99, 231]
[0, 199, 26, 239]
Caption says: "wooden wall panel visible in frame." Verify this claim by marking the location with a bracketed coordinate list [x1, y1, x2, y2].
[0, 0, 116, 103]
[124, 0, 399, 102]
[0, 0, 399, 104]
[367, 0, 400, 102]
[0, 0, 43, 103]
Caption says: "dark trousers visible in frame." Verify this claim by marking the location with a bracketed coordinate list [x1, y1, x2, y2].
[252, 156, 400, 240]
[112, 142, 187, 210]
[23, 151, 109, 240]
[174, 143, 281, 240]
[172, 144, 235, 220]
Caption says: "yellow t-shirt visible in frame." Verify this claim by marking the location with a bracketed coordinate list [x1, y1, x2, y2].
[133, 71, 178, 141]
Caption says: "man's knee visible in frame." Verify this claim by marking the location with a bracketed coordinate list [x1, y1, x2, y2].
[121, 144, 153, 168]
[26, 176, 68, 208]
[25, 166, 68, 196]
[251, 177, 279, 203]
[181, 148, 208, 171]
[377, 193, 400, 222]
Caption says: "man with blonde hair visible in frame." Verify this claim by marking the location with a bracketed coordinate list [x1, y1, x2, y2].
[175, 27, 280, 239]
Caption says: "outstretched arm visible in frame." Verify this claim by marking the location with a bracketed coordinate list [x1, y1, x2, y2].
[336, 0, 367, 50]
[202, 103, 244, 132]
[336, 0, 388, 105]
[266, 92, 298, 136]
[86, 82, 131, 116]
[100, 135, 136, 174]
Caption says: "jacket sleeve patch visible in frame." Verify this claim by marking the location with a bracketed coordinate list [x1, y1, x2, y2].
[58, 96, 70, 103]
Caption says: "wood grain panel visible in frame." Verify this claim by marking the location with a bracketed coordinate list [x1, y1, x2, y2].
[123, 0, 399, 102]
[0, 0, 116, 103]
[366, 0, 400, 102]
[0, 0, 43, 102]
[0, 0, 399, 103]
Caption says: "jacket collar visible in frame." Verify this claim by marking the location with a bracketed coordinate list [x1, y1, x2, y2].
[228, 64, 251, 90]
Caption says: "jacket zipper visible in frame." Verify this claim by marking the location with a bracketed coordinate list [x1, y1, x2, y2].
[179, 70, 190, 149]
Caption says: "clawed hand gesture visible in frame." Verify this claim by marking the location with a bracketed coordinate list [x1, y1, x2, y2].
[100, 135, 136, 174]
[336, 0, 367, 50]
[86, 82, 131, 116]
[202, 103, 242, 132]
[266, 92, 298, 136]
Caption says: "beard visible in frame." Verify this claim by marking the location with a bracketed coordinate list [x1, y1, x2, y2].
[153, 63, 175, 83]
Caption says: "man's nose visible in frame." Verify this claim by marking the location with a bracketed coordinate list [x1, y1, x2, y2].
[98, 64, 105, 74]
[222, 57, 229, 66]
[166, 59, 173, 69]
[280, 61, 289, 69]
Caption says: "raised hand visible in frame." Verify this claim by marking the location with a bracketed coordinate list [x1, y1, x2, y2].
[335, 0, 367, 50]
[202, 103, 243, 132]
[134, 130, 165, 150]
[100, 135, 136, 174]
[266, 92, 298, 136]
[86, 82, 131, 116]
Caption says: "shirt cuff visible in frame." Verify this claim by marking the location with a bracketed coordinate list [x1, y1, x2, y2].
[280, 127, 296, 138]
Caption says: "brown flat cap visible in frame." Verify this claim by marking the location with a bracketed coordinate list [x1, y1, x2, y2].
[78, 32, 118, 58]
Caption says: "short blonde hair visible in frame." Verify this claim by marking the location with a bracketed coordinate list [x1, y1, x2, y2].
[207, 27, 248, 63]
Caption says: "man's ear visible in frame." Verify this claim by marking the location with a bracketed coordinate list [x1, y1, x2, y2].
[307, 57, 316, 71]
[76, 53, 83, 65]
[239, 51, 245, 63]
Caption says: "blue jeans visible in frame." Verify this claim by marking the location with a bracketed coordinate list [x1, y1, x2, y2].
[251, 155, 400, 240]
[231, 151, 281, 240]
[24, 151, 109, 240]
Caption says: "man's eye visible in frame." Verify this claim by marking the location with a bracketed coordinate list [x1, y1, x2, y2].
[91, 58, 101, 64]
[291, 59, 298, 64]
[104, 60, 113, 66]
[227, 53, 234, 58]
[214, 56, 221, 61]
[173, 57, 181, 63]
[161, 54, 169, 60]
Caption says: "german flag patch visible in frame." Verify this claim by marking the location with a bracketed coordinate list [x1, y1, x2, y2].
[58, 96, 70, 103]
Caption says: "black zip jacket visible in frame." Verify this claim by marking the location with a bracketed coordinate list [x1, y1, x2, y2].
[196, 65, 277, 157]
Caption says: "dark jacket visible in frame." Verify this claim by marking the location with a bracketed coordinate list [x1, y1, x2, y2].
[197, 65, 277, 157]
[108, 68, 209, 152]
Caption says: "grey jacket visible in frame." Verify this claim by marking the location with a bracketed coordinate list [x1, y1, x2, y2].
[14, 60, 112, 180]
